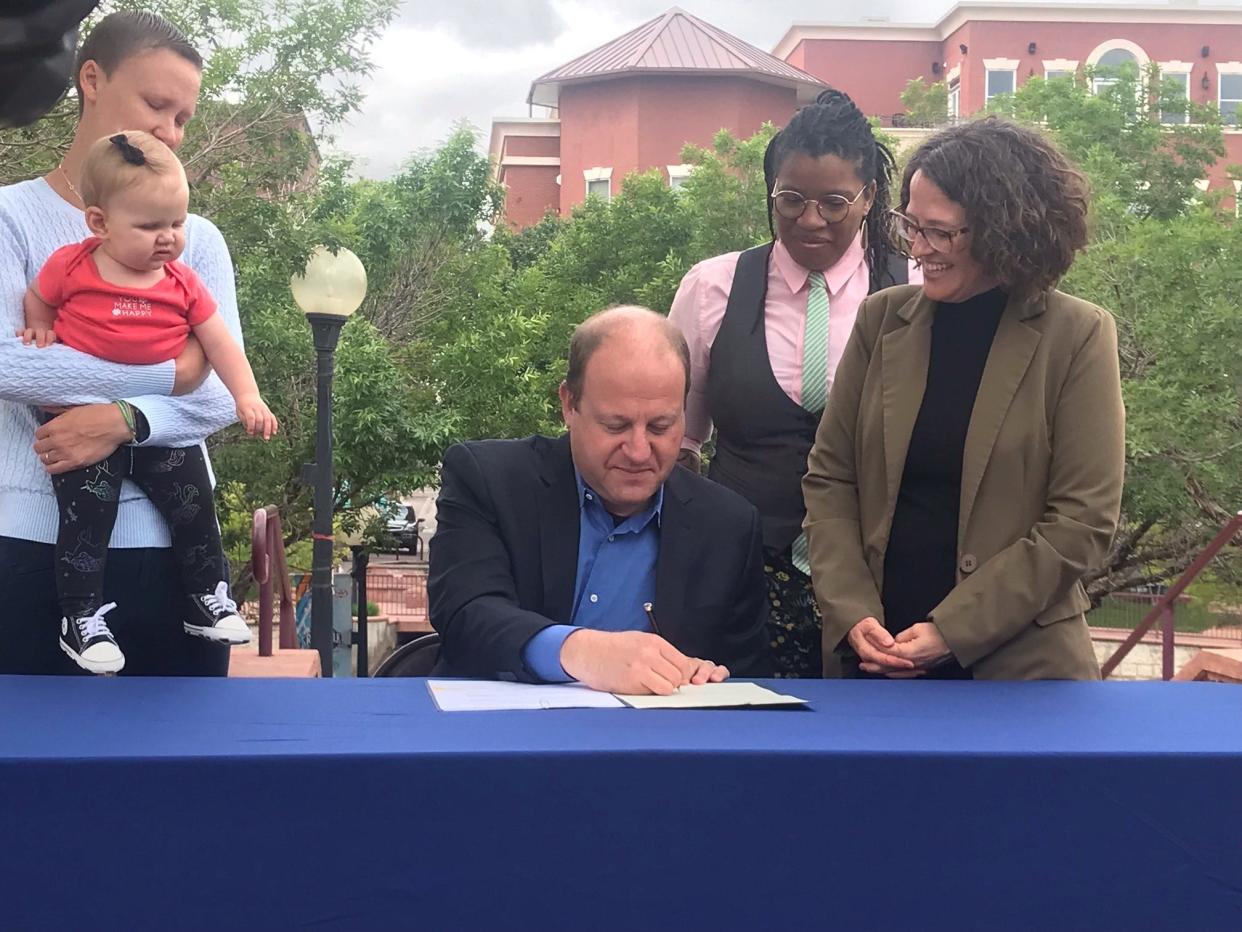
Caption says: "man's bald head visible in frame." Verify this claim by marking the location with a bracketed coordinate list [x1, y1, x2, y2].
[560, 305, 690, 517]
[563, 305, 690, 410]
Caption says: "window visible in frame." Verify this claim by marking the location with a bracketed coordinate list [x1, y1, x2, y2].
[1220, 73, 1242, 126]
[986, 69, 1015, 101]
[983, 58, 1018, 103]
[666, 164, 694, 190]
[583, 166, 612, 202]
[1159, 68, 1191, 124]
[1086, 40, 1148, 96]
[1043, 58, 1078, 83]
[947, 81, 959, 121]
[1092, 49, 1139, 94]
[1097, 49, 1138, 68]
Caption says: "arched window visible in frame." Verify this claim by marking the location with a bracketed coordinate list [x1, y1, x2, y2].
[1086, 40, 1149, 95]
[1097, 49, 1138, 69]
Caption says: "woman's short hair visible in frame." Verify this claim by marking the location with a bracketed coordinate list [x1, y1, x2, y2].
[900, 116, 1090, 295]
[74, 11, 201, 113]
[79, 130, 184, 208]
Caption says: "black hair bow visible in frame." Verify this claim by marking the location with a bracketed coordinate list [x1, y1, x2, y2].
[109, 134, 146, 166]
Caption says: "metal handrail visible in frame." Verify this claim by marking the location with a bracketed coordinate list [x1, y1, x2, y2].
[1100, 511, 1242, 679]
[251, 506, 296, 655]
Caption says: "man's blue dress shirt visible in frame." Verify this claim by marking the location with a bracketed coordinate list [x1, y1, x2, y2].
[522, 472, 662, 682]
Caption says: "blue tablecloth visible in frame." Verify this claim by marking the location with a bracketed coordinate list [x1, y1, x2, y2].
[0, 676, 1239, 931]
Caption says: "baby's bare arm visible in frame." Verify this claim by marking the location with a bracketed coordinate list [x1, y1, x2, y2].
[19, 285, 58, 347]
[23, 285, 56, 329]
[193, 311, 279, 440]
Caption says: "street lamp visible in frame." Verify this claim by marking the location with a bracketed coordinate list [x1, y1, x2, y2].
[291, 245, 367, 677]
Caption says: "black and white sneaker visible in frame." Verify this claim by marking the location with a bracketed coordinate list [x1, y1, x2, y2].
[59, 602, 125, 674]
[184, 581, 251, 645]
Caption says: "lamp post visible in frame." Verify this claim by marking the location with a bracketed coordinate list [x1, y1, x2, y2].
[291, 245, 367, 677]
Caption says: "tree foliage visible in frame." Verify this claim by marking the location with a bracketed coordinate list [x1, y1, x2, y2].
[989, 65, 1241, 593]
[678, 125, 776, 258]
[989, 63, 1224, 222]
[900, 78, 949, 127]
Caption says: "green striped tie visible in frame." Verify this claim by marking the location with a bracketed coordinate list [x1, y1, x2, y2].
[791, 271, 829, 576]
[801, 271, 830, 412]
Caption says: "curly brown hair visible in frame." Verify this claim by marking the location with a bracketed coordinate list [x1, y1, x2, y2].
[899, 116, 1090, 295]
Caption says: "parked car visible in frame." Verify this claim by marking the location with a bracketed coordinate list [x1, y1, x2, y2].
[386, 506, 424, 556]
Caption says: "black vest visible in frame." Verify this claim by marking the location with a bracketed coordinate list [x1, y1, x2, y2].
[706, 243, 906, 551]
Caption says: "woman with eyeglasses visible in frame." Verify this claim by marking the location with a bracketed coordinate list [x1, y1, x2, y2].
[668, 88, 911, 677]
[802, 116, 1125, 680]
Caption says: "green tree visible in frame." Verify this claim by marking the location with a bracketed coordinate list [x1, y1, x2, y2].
[1066, 207, 1242, 596]
[213, 127, 502, 581]
[988, 66, 1240, 594]
[540, 171, 695, 311]
[989, 64, 1224, 222]
[900, 77, 949, 127]
[417, 169, 705, 451]
[677, 124, 777, 260]
[493, 212, 566, 271]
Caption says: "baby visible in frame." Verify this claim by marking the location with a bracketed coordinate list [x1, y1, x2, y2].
[21, 131, 277, 674]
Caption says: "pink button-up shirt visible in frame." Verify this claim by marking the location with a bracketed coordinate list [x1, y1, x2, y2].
[669, 236, 874, 454]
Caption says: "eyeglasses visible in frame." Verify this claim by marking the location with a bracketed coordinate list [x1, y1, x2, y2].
[770, 184, 869, 224]
[890, 209, 970, 253]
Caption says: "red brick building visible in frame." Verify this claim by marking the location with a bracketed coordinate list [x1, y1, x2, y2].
[492, 3, 1242, 228]
[776, 2, 1242, 196]
[489, 8, 825, 229]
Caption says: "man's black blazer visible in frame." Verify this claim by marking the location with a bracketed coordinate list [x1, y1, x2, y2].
[427, 434, 772, 681]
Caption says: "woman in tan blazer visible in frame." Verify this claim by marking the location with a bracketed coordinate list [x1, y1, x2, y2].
[803, 117, 1125, 680]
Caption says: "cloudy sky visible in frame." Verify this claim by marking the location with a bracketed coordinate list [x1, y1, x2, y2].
[329, 0, 1192, 177]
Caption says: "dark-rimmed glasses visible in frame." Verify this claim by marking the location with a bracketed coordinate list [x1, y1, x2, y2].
[890, 209, 970, 253]
[770, 184, 869, 224]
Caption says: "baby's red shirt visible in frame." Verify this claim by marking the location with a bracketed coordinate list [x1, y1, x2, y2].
[37, 237, 217, 364]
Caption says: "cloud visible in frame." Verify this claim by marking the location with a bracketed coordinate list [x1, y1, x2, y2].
[394, 0, 566, 49]
[329, 1, 650, 176]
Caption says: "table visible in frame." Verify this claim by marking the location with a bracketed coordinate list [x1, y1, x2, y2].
[0, 677, 1239, 931]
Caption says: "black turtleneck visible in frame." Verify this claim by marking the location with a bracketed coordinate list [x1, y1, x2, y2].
[879, 286, 1007, 680]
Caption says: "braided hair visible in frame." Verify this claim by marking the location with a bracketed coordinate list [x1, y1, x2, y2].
[764, 88, 899, 291]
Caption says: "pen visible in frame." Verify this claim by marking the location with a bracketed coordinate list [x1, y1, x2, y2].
[643, 601, 662, 637]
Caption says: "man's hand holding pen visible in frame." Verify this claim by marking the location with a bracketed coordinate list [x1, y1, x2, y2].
[559, 607, 731, 696]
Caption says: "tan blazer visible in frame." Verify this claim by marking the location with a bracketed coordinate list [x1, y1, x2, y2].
[803, 285, 1125, 680]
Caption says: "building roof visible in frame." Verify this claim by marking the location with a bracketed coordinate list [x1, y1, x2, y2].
[773, 2, 1242, 57]
[529, 6, 826, 109]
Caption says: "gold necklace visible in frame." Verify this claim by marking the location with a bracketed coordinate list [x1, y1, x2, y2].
[58, 164, 84, 206]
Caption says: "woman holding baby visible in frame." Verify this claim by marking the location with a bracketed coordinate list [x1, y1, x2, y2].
[0, 11, 268, 675]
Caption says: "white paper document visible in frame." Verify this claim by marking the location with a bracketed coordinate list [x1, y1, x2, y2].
[427, 679, 625, 712]
[427, 679, 807, 711]
[614, 682, 808, 710]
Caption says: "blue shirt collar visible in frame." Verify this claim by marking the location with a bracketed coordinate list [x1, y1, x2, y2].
[574, 468, 664, 532]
